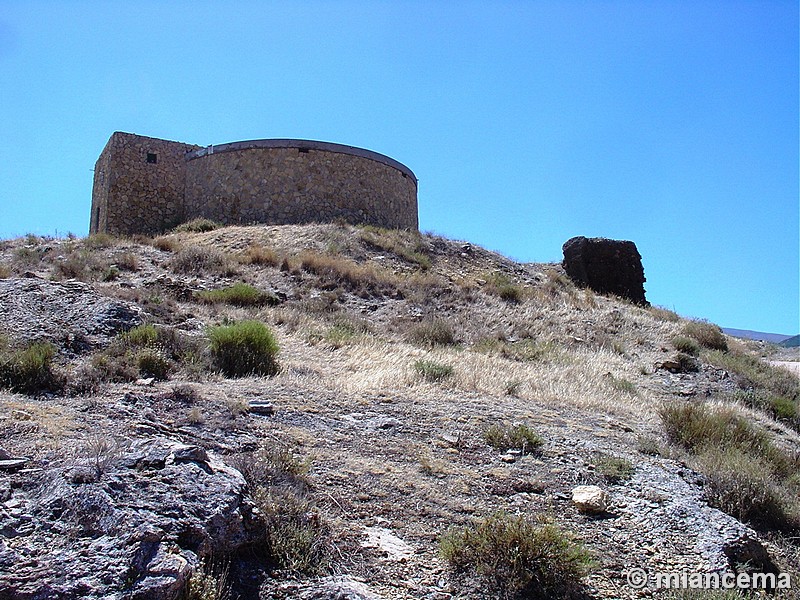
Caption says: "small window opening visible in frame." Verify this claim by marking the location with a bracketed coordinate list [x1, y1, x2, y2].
[95, 207, 100, 226]
[298, 147, 310, 154]
[147, 153, 158, 164]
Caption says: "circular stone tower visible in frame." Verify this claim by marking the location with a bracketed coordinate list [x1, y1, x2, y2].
[183, 139, 418, 230]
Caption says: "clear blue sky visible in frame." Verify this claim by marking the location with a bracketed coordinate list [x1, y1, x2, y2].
[1, 1, 797, 334]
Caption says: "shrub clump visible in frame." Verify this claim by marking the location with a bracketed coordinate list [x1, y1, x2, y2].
[174, 217, 221, 233]
[208, 320, 279, 377]
[0, 338, 62, 394]
[485, 272, 524, 303]
[593, 452, 635, 483]
[671, 335, 700, 356]
[659, 402, 799, 530]
[485, 423, 543, 455]
[89, 324, 206, 383]
[196, 283, 279, 307]
[234, 446, 329, 575]
[413, 359, 454, 382]
[683, 321, 728, 351]
[440, 512, 591, 599]
[168, 245, 235, 275]
[407, 318, 456, 347]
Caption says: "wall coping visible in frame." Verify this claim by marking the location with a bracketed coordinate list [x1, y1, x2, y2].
[185, 139, 417, 183]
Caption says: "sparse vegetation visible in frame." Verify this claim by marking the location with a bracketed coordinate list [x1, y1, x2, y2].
[484, 423, 543, 455]
[174, 218, 222, 233]
[208, 320, 279, 377]
[196, 282, 279, 307]
[659, 402, 799, 529]
[485, 272, 524, 303]
[0, 338, 62, 394]
[234, 446, 329, 575]
[357, 225, 432, 270]
[413, 359, 454, 382]
[648, 306, 681, 322]
[706, 349, 799, 427]
[168, 245, 235, 275]
[89, 324, 207, 383]
[593, 452, 635, 483]
[672, 335, 700, 356]
[440, 512, 592, 599]
[240, 243, 281, 267]
[407, 318, 456, 347]
[683, 321, 728, 351]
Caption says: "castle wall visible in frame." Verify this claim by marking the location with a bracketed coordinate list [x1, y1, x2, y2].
[90, 133, 200, 235]
[91, 134, 418, 235]
[184, 141, 418, 230]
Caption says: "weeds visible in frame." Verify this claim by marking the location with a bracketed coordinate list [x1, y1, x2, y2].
[0, 338, 62, 394]
[234, 446, 329, 575]
[440, 512, 591, 599]
[414, 359, 454, 382]
[649, 306, 681, 322]
[407, 318, 457, 347]
[357, 225, 432, 270]
[240, 243, 281, 267]
[593, 452, 635, 483]
[168, 245, 235, 275]
[706, 349, 799, 427]
[485, 272, 524, 303]
[684, 321, 728, 351]
[196, 283, 279, 307]
[672, 336, 700, 356]
[174, 218, 221, 233]
[208, 320, 279, 377]
[484, 423, 543, 455]
[659, 402, 799, 530]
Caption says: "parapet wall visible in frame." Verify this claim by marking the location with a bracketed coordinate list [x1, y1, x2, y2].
[90, 133, 418, 235]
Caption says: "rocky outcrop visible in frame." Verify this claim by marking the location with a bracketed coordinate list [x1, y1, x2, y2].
[562, 236, 648, 305]
[0, 278, 142, 347]
[0, 438, 259, 599]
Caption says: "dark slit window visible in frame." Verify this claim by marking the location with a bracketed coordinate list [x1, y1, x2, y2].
[147, 153, 158, 164]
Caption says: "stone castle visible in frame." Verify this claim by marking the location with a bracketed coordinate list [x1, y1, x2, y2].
[90, 132, 418, 235]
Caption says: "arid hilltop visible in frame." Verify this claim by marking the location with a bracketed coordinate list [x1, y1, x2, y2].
[0, 221, 798, 599]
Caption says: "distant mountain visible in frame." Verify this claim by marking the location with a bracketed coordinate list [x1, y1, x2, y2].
[779, 334, 800, 348]
[722, 328, 796, 344]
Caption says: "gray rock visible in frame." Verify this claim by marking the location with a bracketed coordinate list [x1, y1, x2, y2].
[0, 437, 257, 599]
[0, 278, 142, 348]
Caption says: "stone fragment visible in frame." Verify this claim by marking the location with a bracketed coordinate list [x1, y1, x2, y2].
[571, 485, 609, 513]
[562, 236, 648, 304]
[248, 401, 275, 416]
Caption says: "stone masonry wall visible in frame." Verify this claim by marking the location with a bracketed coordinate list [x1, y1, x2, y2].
[184, 144, 418, 230]
[90, 133, 200, 235]
[91, 134, 418, 235]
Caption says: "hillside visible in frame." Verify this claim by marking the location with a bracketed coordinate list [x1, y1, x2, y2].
[0, 222, 798, 600]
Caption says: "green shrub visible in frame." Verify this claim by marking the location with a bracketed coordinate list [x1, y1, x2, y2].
[608, 375, 637, 395]
[484, 423, 543, 455]
[485, 273, 524, 303]
[208, 320, 279, 377]
[593, 452, 634, 483]
[672, 335, 700, 356]
[174, 218, 221, 233]
[413, 359, 454, 382]
[407, 318, 456, 347]
[136, 349, 171, 380]
[0, 340, 62, 394]
[674, 352, 701, 373]
[196, 283, 278, 307]
[440, 513, 591, 599]
[683, 321, 728, 351]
